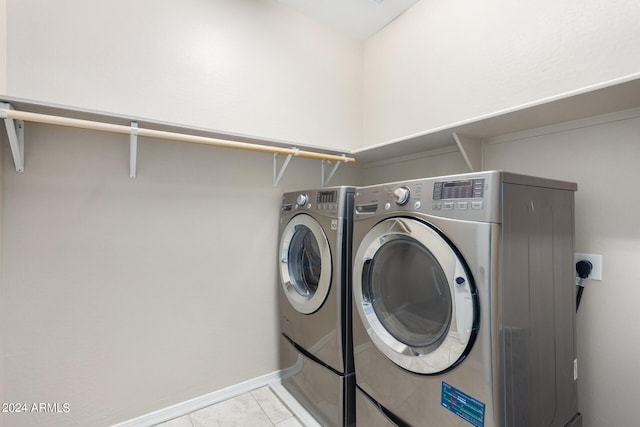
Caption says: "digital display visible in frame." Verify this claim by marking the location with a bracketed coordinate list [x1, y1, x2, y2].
[317, 191, 337, 204]
[444, 180, 473, 188]
[434, 178, 484, 200]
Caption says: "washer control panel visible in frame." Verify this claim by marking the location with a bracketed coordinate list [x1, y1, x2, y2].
[281, 188, 353, 218]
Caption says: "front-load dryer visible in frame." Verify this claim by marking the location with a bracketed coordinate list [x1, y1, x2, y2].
[278, 186, 356, 426]
[351, 171, 582, 427]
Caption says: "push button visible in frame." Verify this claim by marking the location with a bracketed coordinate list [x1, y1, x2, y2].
[443, 202, 454, 210]
[471, 201, 484, 210]
[456, 201, 468, 210]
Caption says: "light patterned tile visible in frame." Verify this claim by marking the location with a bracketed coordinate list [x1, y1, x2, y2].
[189, 393, 272, 427]
[270, 382, 322, 427]
[153, 415, 193, 427]
[251, 386, 294, 424]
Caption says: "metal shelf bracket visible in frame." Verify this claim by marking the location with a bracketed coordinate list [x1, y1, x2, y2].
[130, 121, 138, 178]
[273, 147, 299, 187]
[321, 155, 347, 187]
[0, 102, 25, 172]
[452, 132, 482, 172]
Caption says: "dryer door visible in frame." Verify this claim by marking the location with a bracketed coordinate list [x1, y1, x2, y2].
[279, 213, 332, 314]
[353, 217, 478, 374]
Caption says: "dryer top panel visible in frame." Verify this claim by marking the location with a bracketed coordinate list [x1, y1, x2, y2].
[354, 171, 576, 223]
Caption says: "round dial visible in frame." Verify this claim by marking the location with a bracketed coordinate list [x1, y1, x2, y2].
[393, 187, 410, 205]
[297, 193, 308, 206]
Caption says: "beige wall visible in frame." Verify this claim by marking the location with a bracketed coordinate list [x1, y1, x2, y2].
[363, 0, 640, 147]
[5, 0, 363, 151]
[362, 147, 469, 185]
[0, 1, 364, 425]
[363, 108, 640, 427]
[3, 1, 638, 426]
[0, 124, 361, 427]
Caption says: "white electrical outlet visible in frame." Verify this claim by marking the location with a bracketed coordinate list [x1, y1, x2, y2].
[574, 253, 602, 281]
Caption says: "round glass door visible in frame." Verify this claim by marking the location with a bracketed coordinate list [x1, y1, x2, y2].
[279, 214, 332, 314]
[353, 217, 478, 374]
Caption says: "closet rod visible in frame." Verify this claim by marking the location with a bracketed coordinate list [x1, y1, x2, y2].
[1, 108, 355, 163]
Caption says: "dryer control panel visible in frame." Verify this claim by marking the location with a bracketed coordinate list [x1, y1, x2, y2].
[354, 171, 502, 223]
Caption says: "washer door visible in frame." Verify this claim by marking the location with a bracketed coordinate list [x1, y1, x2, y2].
[279, 214, 332, 314]
[353, 217, 478, 374]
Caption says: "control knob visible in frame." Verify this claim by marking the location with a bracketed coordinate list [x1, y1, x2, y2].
[393, 187, 410, 206]
[297, 193, 308, 206]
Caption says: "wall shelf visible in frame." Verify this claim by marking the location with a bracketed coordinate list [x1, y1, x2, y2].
[2, 75, 640, 180]
[352, 75, 640, 165]
[0, 97, 354, 186]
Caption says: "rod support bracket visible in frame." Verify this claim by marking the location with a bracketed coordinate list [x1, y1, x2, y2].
[321, 154, 345, 187]
[273, 147, 299, 187]
[1, 102, 25, 173]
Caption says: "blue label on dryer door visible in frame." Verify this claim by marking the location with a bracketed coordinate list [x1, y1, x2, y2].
[441, 382, 486, 427]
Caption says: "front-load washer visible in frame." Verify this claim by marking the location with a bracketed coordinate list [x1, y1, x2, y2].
[278, 186, 356, 426]
[351, 171, 581, 427]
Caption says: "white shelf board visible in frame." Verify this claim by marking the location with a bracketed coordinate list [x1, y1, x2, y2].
[0, 96, 350, 159]
[352, 75, 640, 164]
[3, 74, 640, 168]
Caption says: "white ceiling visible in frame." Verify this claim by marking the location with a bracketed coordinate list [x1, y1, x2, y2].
[277, 0, 420, 40]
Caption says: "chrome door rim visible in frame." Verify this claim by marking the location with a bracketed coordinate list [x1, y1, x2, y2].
[353, 217, 477, 374]
[279, 213, 332, 314]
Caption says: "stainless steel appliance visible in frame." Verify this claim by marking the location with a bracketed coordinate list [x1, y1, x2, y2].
[351, 171, 581, 427]
[278, 186, 355, 426]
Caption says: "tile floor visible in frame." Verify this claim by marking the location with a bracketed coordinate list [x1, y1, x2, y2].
[154, 385, 310, 427]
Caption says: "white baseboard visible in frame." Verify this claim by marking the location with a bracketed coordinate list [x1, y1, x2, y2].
[111, 370, 283, 427]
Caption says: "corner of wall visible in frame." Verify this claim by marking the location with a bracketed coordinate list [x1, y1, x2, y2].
[0, 3, 5, 417]
[0, 107, 5, 425]
[0, 0, 6, 94]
